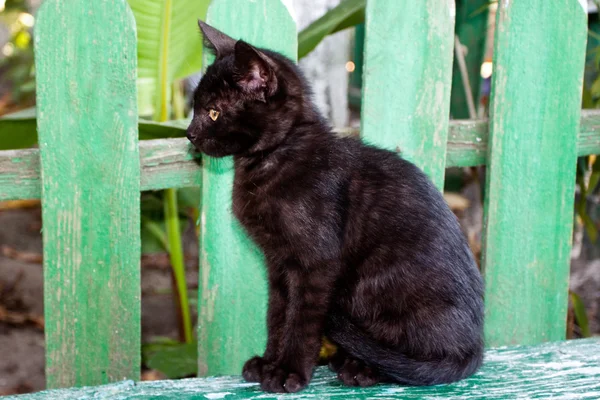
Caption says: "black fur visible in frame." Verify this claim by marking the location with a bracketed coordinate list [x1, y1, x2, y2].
[187, 20, 484, 394]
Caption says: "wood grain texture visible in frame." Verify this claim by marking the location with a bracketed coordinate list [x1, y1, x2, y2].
[481, 1, 587, 347]
[140, 139, 201, 190]
[361, 0, 456, 189]
[9, 338, 600, 399]
[6, 111, 600, 201]
[198, 0, 297, 377]
[0, 139, 201, 201]
[34, 0, 141, 388]
[446, 119, 488, 167]
[0, 149, 40, 200]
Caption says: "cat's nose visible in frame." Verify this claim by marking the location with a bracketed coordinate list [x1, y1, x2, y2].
[186, 128, 197, 141]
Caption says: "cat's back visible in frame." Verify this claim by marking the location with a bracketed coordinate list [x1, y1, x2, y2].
[336, 136, 479, 276]
[334, 137, 448, 218]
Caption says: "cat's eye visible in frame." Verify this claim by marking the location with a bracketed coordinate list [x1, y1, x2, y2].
[209, 109, 220, 121]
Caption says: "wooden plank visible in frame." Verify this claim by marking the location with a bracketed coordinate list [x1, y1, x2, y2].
[140, 139, 201, 191]
[5, 110, 600, 201]
[446, 119, 488, 167]
[481, 1, 587, 347]
[0, 149, 40, 200]
[197, 0, 297, 377]
[11, 338, 600, 399]
[34, 0, 140, 388]
[361, 0, 456, 189]
[578, 109, 600, 157]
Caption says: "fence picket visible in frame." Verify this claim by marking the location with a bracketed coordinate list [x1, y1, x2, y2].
[482, 1, 588, 346]
[35, 0, 140, 387]
[361, 0, 456, 189]
[198, 0, 297, 376]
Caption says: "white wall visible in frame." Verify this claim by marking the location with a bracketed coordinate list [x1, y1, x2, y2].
[284, 0, 351, 128]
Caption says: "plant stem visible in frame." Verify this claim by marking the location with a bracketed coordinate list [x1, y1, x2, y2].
[164, 188, 194, 344]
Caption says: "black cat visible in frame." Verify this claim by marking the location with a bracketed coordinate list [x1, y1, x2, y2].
[187, 20, 484, 394]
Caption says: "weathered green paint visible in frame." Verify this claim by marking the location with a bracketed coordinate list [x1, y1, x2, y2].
[446, 119, 488, 167]
[578, 109, 600, 156]
[198, 0, 297, 376]
[0, 148, 40, 200]
[10, 338, 600, 399]
[6, 111, 600, 201]
[450, 0, 489, 119]
[482, 1, 587, 347]
[361, 0, 456, 189]
[140, 139, 201, 191]
[0, 139, 201, 201]
[35, 0, 140, 388]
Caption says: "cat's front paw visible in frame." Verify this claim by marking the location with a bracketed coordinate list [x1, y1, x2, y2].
[242, 356, 267, 383]
[260, 364, 308, 393]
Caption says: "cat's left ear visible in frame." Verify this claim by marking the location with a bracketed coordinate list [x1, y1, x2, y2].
[233, 41, 278, 102]
[198, 20, 236, 58]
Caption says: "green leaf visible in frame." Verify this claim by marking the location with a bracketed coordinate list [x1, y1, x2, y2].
[588, 156, 600, 194]
[591, 75, 600, 101]
[570, 291, 591, 338]
[583, 86, 594, 109]
[469, 1, 497, 18]
[141, 216, 170, 253]
[177, 187, 201, 210]
[142, 341, 198, 379]
[138, 78, 157, 117]
[128, 0, 210, 80]
[140, 192, 192, 255]
[127, 0, 210, 120]
[139, 118, 189, 140]
[297, 0, 366, 59]
[580, 209, 598, 244]
[0, 107, 37, 150]
[141, 213, 189, 254]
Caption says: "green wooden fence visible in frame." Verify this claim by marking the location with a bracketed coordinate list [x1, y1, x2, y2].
[0, 0, 595, 391]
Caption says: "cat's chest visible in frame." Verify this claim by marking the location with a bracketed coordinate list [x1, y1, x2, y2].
[232, 179, 283, 244]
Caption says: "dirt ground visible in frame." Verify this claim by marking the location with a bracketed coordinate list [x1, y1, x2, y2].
[0, 188, 599, 395]
[0, 206, 199, 395]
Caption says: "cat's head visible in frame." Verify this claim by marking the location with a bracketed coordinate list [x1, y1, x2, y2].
[187, 20, 305, 157]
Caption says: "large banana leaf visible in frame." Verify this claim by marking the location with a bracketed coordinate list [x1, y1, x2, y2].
[298, 0, 365, 59]
[127, 0, 210, 119]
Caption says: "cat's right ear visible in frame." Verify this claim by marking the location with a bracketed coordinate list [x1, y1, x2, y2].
[198, 20, 236, 58]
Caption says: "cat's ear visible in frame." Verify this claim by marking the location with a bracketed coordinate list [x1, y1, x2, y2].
[233, 41, 278, 102]
[198, 20, 236, 58]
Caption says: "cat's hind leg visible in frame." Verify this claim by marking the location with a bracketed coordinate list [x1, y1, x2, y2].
[328, 348, 380, 387]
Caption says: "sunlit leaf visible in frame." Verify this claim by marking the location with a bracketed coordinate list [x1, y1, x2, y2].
[297, 0, 365, 59]
[127, 0, 210, 119]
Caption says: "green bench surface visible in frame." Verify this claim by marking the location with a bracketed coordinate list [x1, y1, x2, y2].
[10, 338, 600, 399]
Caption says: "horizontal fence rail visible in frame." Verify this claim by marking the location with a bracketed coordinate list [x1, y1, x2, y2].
[2, 110, 600, 201]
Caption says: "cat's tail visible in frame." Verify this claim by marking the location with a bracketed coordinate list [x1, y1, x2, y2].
[325, 314, 483, 386]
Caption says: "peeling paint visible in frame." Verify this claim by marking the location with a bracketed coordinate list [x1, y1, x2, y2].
[10, 339, 600, 399]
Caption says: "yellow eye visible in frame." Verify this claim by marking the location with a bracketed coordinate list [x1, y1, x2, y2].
[209, 109, 220, 121]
